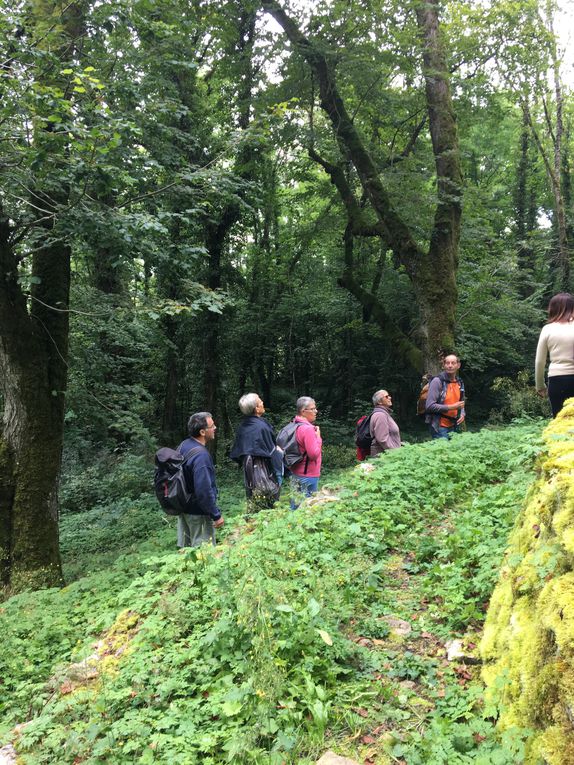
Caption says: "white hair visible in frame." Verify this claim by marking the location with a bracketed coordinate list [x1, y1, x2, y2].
[296, 396, 315, 414]
[239, 392, 260, 415]
[372, 390, 388, 406]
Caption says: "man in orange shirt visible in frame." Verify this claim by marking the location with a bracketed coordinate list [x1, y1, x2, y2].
[424, 354, 466, 439]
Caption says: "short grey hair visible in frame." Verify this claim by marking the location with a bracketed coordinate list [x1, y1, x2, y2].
[187, 411, 212, 437]
[296, 396, 315, 414]
[239, 392, 260, 415]
[372, 390, 388, 406]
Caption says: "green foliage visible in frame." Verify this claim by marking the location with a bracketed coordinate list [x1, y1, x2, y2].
[60, 453, 151, 515]
[489, 371, 551, 423]
[0, 424, 543, 763]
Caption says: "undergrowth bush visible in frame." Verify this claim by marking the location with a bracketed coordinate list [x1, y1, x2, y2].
[488, 370, 550, 423]
[60, 453, 151, 514]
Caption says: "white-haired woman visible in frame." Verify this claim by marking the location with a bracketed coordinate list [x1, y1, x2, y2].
[230, 393, 282, 510]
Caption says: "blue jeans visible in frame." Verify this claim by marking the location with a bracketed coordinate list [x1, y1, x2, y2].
[289, 475, 319, 509]
[430, 424, 460, 440]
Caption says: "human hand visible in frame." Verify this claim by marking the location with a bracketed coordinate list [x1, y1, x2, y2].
[213, 517, 225, 528]
[314, 426, 321, 437]
[457, 414, 465, 425]
[456, 401, 465, 410]
[536, 387, 548, 398]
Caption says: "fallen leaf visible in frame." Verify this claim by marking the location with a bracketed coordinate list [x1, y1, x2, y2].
[317, 629, 333, 646]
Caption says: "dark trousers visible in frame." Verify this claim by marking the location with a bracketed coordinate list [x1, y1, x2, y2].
[548, 374, 574, 418]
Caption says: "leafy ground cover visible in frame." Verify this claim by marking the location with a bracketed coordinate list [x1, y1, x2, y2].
[0, 423, 544, 763]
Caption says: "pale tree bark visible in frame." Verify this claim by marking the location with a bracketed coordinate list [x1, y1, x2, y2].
[547, 1, 570, 290]
[523, 2, 571, 291]
[515, 104, 537, 295]
[261, 0, 462, 373]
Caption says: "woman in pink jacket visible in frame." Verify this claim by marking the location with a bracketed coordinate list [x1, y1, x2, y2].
[290, 396, 322, 507]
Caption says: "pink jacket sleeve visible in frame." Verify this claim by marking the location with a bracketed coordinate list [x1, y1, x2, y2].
[298, 426, 322, 460]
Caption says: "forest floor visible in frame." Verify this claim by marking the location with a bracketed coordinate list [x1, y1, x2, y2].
[0, 422, 545, 764]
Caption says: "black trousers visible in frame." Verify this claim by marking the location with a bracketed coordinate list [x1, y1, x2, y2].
[548, 374, 574, 417]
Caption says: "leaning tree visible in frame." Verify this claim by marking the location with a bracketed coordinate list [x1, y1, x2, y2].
[260, 0, 463, 372]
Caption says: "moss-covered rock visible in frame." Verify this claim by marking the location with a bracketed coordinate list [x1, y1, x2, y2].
[481, 399, 574, 764]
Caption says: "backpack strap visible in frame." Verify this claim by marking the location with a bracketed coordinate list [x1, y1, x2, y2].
[439, 376, 464, 422]
[296, 421, 312, 473]
[182, 445, 203, 462]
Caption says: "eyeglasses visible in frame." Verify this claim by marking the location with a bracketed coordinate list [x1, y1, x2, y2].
[205, 424, 217, 430]
[304, 407, 318, 412]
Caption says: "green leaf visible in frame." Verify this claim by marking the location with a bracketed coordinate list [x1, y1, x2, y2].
[307, 598, 321, 617]
[221, 700, 242, 717]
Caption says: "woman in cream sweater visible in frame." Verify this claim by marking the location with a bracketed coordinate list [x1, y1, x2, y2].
[535, 292, 574, 417]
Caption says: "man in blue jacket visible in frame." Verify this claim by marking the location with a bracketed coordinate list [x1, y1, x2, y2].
[177, 411, 224, 547]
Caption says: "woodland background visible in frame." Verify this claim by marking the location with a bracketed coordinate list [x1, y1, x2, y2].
[0, 0, 573, 592]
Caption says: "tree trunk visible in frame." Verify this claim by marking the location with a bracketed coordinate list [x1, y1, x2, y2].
[202, 7, 256, 432]
[161, 320, 181, 444]
[0, 210, 66, 592]
[414, 0, 462, 371]
[0, 2, 85, 592]
[516, 105, 536, 295]
[547, 0, 570, 290]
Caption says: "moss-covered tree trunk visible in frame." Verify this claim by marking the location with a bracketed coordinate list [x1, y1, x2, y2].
[0, 209, 67, 592]
[413, 0, 462, 372]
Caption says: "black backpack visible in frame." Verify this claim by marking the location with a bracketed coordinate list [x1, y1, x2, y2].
[153, 445, 202, 516]
[276, 421, 305, 468]
[355, 413, 373, 449]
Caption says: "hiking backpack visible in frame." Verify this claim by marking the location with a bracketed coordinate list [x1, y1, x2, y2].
[416, 378, 432, 416]
[153, 445, 202, 516]
[276, 421, 305, 468]
[355, 414, 373, 449]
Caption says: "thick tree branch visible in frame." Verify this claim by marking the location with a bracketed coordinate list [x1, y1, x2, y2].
[261, 0, 423, 276]
[308, 147, 387, 239]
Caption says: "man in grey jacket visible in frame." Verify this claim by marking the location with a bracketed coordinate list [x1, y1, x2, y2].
[424, 354, 466, 439]
[369, 390, 402, 457]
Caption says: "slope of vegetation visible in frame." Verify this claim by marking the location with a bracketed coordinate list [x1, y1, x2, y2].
[482, 400, 574, 765]
[0, 422, 545, 764]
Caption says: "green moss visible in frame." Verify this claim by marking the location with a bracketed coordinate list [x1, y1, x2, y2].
[481, 400, 574, 762]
